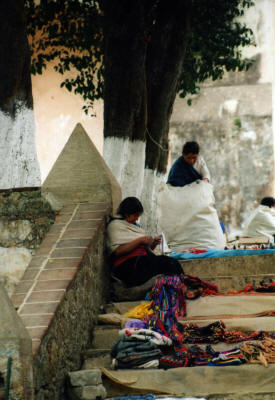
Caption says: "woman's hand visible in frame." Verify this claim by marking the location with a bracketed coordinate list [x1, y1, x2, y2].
[140, 236, 154, 247]
[114, 235, 153, 257]
[150, 235, 162, 250]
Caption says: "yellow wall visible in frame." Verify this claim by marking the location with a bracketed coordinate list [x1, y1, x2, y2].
[32, 63, 103, 182]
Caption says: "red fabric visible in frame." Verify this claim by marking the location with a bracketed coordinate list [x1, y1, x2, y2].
[113, 246, 147, 268]
[189, 248, 208, 254]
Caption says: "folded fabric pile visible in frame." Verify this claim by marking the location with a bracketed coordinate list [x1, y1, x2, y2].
[111, 328, 172, 369]
[111, 336, 162, 369]
[119, 328, 172, 346]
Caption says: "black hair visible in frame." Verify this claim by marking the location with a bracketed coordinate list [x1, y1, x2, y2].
[182, 141, 200, 155]
[260, 197, 275, 208]
[117, 197, 144, 217]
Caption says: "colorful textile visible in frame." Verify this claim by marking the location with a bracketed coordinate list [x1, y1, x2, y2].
[125, 319, 147, 329]
[220, 281, 275, 296]
[144, 275, 186, 345]
[147, 275, 186, 319]
[183, 275, 218, 298]
[119, 328, 172, 346]
[124, 302, 154, 319]
[170, 248, 275, 260]
[159, 344, 245, 369]
[144, 275, 219, 345]
[209, 347, 245, 366]
[113, 394, 156, 400]
[180, 321, 268, 344]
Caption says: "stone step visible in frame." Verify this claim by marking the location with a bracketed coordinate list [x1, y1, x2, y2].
[180, 316, 275, 332]
[71, 361, 275, 400]
[180, 254, 275, 292]
[82, 349, 111, 370]
[101, 364, 275, 400]
[92, 326, 120, 350]
[202, 274, 275, 292]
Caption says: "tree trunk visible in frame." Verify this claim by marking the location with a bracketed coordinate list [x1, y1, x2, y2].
[145, 0, 192, 173]
[102, 0, 154, 199]
[102, 0, 191, 232]
[140, 0, 192, 233]
[0, 0, 40, 188]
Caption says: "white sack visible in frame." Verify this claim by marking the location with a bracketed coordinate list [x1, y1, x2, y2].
[243, 205, 275, 243]
[157, 180, 225, 251]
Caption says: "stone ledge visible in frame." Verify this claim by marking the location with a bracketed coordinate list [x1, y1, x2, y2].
[10, 200, 112, 398]
[11, 202, 111, 352]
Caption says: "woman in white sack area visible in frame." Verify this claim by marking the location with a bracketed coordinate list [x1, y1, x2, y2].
[159, 141, 225, 252]
[167, 141, 210, 187]
[107, 197, 183, 287]
[243, 197, 275, 244]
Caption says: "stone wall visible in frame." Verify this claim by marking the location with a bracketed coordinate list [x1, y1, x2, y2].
[0, 285, 33, 400]
[168, 0, 275, 237]
[169, 83, 273, 236]
[0, 189, 56, 296]
[10, 202, 111, 399]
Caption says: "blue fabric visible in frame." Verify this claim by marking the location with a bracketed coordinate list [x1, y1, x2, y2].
[167, 156, 202, 187]
[113, 395, 156, 400]
[219, 221, 226, 233]
[170, 248, 275, 260]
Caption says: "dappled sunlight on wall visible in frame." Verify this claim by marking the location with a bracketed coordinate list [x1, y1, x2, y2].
[31, 63, 103, 183]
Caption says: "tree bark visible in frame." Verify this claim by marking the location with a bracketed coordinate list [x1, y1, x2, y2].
[103, 0, 192, 175]
[0, 0, 40, 189]
[145, 0, 192, 173]
[103, 0, 154, 142]
[0, 0, 33, 116]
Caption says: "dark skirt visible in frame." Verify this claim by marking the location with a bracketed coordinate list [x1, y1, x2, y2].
[112, 252, 183, 287]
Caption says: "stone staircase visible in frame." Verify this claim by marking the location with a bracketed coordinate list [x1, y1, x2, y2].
[68, 254, 275, 400]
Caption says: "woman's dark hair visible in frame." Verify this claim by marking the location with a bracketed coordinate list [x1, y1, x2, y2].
[260, 197, 275, 208]
[117, 197, 144, 217]
[182, 141, 200, 155]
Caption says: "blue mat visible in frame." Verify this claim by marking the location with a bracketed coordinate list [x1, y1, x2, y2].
[170, 248, 275, 260]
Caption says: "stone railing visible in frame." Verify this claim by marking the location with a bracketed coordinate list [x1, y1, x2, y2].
[12, 201, 112, 398]
[8, 123, 121, 398]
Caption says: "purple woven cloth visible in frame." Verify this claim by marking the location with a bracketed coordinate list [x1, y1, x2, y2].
[125, 319, 147, 329]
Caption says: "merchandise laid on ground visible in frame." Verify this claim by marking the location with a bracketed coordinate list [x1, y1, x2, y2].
[170, 248, 275, 260]
[85, 253, 275, 399]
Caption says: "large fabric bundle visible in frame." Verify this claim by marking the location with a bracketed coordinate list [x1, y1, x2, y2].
[157, 180, 225, 251]
[243, 205, 275, 243]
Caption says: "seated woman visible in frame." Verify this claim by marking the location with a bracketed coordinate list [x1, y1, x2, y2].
[243, 197, 275, 244]
[167, 141, 210, 187]
[107, 197, 183, 287]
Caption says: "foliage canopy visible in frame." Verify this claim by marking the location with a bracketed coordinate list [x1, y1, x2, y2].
[25, 0, 254, 113]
